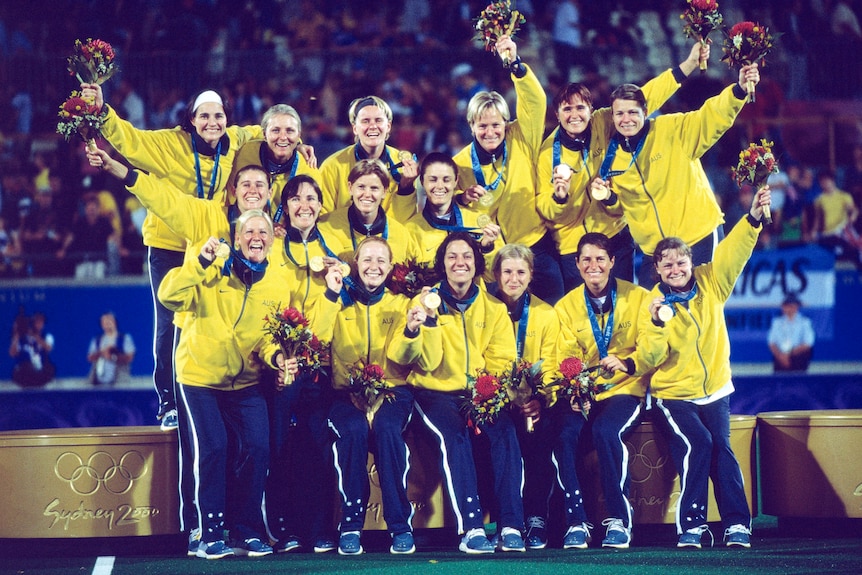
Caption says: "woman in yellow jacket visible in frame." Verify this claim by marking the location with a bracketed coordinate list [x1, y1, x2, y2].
[327, 237, 422, 555]
[230, 104, 321, 224]
[554, 233, 652, 550]
[589, 64, 762, 287]
[319, 96, 418, 222]
[81, 82, 262, 427]
[319, 159, 419, 265]
[452, 35, 563, 304]
[402, 232, 517, 554]
[488, 244, 559, 550]
[404, 152, 502, 282]
[637, 187, 771, 549]
[536, 44, 707, 292]
[158, 210, 289, 560]
[266, 174, 344, 554]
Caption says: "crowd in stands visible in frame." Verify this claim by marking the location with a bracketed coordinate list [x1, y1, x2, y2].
[1, 0, 861, 279]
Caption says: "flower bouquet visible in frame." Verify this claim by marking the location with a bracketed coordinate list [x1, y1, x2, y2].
[473, 1, 526, 65]
[681, 0, 724, 71]
[721, 21, 777, 102]
[501, 359, 544, 432]
[67, 38, 117, 85]
[264, 304, 321, 387]
[295, 332, 330, 383]
[386, 258, 439, 299]
[732, 139, 779, 224]
[346, 359, 393, 427]
[463, 368, 509, 432]
[547, 357, 610, 420]
[56, 91, 104, 151]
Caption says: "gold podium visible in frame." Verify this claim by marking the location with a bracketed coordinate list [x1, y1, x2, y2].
[758, 409, 862, 518]
[0, 426, 179, 538]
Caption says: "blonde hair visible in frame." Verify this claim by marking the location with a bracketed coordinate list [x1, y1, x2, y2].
[466, 91, 510, 125]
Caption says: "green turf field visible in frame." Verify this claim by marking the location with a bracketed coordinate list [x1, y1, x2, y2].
[3, 517, 860, 575]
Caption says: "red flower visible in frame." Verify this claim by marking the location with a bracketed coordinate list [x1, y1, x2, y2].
[729, 21, 756, 36]
[281, 307, 308, 327]
[691, 0, 718, 10]
[474, 374, 501, 401]
[62, 97, 99, 116]
[559, 357, 584, 379]
[364, 363, 385, 380]
[309, 334, 321, 350]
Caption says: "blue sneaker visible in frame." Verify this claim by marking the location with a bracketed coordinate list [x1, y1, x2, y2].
[338, 531, 363, 555]
[459, 528, 495, 554]
[563, 522, 592, 549]
[273, 535, 302, 553]
[187, 527, 202, 556]
[160, 409, 178, 431]
[677, 525, 712, 549]
[724, 524, 751, 548]
[601, 519, 631, 549]
[232, 537, 273, 557]
[390, 531, 416, 554]
[498, 527, 526, 552]
[314, 538, 336, 553]
[196, 540, 234, 560]
[524, 516, 548, 550]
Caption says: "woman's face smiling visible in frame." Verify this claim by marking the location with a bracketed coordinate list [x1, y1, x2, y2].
[356, 241, 392, 291]
[237, 216, 272, 263]
[471, 107, 506, 153]
[265, 114, 301, 163]
[422, 162, 457, 211]
[350, 174, 385, 219]
[444, 240, 476, 286]
[192, 102, 227, 147]
[286, 182, 321, 233]
[557, 94, 591, 138]
[353, 105, 391, 151]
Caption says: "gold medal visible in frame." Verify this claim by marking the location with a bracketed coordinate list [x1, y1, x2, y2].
[398, 150, 412, 163]
[476, 214, 491, 227]
[591, 183, 610, 201]
[309, 256, 325, 272]
[554, 163, 573, 180]
[423, 292, 441, 310]
[215, 243, 230, 260]
[478, 192, 495, 207]
[657, 304, 674, 322]
[340, 263, 351, 276]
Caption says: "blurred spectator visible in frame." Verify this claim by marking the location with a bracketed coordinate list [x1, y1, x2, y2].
[0, 214, 21, 276]
[117, 79, 147, 129]
[56, 194, 117, 279]
[8, 310, 55, 387]
[781, 0, 813, 100]
[19, 187, 62, 277]
[812, 169, 861, 265]
[767, 293, 815, 372]
[840, 143, 862, 234]
[553, 0, 595, 79]
[87, 311, 136, 386]
[11, 88, 32, 136]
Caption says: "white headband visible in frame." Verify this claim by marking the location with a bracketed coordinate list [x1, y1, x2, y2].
[192, 90, 224, 113]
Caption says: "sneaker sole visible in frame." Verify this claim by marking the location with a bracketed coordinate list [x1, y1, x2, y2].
[527, 542, 547, 550]
[677, 542, 702, 549]
[726, 541, 751, 548]
[500, 546, 526, 552]
[458, 543, 495, 554]
[276, 544, 302, 553]
[563, 542, 589, 549]
[314, 547, 335, 553]
[337, 547, 364, 555]
[196, 550, 234, 559]
[602, 541, 630, 549]
[390, 545, 416, 554]
[234, 550, 273, 557]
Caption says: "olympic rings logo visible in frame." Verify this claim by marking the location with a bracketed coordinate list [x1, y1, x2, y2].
[54, 451, 148, 496]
